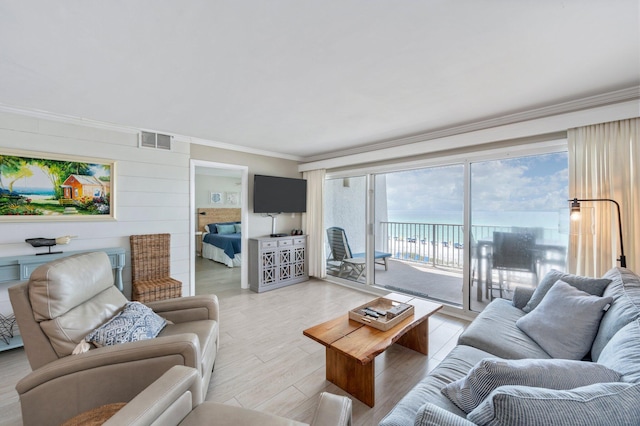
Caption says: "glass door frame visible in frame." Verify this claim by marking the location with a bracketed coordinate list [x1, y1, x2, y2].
[325, 139, 568, 318]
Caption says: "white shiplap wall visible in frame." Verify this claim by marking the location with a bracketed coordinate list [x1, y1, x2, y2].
[0, 111, 191, 314]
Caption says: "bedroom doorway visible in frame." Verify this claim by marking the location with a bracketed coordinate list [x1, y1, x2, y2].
[190, 160, 249, 296]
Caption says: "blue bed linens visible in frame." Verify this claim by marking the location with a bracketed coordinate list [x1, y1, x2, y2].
[203, 232, 241, 259]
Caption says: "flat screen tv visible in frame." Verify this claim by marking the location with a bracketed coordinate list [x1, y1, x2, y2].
[253, 175, 307, 213]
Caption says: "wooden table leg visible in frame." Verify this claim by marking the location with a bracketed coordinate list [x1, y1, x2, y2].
[326, 347, 375, 407]
[396, 317, 428, 355]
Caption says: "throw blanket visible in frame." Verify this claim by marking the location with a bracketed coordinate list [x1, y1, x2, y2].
[203, 232, 241, 259]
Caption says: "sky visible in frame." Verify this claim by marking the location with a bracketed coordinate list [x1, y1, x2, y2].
[8, 162, 110, 191]
[383, 151, 569, 221]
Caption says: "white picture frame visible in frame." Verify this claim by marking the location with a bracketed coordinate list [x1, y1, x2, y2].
[210, 191, 224, 204]
[226, 192, 239, 205]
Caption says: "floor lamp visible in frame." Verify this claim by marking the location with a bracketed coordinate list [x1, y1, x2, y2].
[569, 198, 627, 268]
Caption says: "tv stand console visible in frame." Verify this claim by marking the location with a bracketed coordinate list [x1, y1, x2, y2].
[249, 235, 308, 293]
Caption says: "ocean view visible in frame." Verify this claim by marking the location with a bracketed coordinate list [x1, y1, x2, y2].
[9, 187, 55, 196]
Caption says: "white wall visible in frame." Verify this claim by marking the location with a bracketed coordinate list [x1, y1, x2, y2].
[0, 111, 191, 314]
[194, 174, 242, 211]
[190, 144, 303, 238]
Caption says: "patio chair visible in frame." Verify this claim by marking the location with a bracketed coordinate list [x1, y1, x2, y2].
[489, 231, 538, 299]
[326, 227, 391, 280]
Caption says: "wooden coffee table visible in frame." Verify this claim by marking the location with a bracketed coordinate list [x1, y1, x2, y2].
[303, 294, 442, 407]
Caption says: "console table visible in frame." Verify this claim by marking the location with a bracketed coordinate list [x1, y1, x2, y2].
[0, 247, 126, 290]
[0, 247, 126, 352]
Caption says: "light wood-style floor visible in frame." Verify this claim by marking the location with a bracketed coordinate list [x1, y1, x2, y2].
[0, 257, 468, 426]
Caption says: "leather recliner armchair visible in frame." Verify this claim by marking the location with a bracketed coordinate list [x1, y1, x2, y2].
[9, 251, 219, 426]
[101, 365, 352, 426]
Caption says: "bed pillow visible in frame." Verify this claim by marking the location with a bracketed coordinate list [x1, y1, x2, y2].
[216, 223, 237, 234]
[522, 269, 611, 313]
[516, 280, 613, 360]
[441, 358, 621, 413]
[85, 302, 166, 347]
[234, 223, 242, 233]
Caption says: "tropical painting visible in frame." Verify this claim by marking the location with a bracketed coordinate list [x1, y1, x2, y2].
[0, 152, 114, 220]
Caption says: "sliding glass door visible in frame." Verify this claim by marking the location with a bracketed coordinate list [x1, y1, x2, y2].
[469, 152, 569, 312]
[374, 165, 465, 306]
[325, 176, 367, 282]
[323, 145, 569, 314]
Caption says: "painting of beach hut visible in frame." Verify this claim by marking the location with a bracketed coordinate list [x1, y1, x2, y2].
[0, 152, 115, 221]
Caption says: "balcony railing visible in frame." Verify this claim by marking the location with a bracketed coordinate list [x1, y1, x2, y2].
[379, 221, 562, 270]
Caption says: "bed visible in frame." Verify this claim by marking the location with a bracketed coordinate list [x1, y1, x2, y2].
[198, 208, 242, 268]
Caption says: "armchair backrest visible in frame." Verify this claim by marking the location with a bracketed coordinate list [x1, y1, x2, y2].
[9, 251, 127, 369]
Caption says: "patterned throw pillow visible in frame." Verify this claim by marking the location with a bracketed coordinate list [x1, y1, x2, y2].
[85, 302, 167, 347]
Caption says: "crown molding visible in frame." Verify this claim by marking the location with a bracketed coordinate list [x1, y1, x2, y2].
[301, 86, 640, 163]
[188, 137, 303, 162]
[0, 103, 303, 162]
[0, 103, 143, 135]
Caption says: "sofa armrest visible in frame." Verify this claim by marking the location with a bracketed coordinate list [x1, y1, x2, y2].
[511, 286, 535, 309]
[104, 365, 201, 426]
[414, 403, 476, 426]
[310, 392, 352, 426]
[146, 294, 219, 323]
[16, 334, 201, 426]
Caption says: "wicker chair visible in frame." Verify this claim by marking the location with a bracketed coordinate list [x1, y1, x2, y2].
[130, 233, 182, 302]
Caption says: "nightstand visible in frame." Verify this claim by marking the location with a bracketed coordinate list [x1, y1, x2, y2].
[195, 231, 203, 256]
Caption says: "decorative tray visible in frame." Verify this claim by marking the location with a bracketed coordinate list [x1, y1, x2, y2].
[348, 297, 414, 331]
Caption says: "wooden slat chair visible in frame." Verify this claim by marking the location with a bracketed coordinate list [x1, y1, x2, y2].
[130, 233, 182, 302]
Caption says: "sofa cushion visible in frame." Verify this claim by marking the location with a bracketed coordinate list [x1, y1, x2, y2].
[466, 382, 640, 426]
[378, 345, 490, 426]
[522, 269, 611, 313]
[86, 302, 167, 347]
[457, 298, 551, 360]
[414, 403, 475, 426]
[441, 358, 621, 413]
[597, 319, 640, 383]
[591, 267, 640, 361]
[516, 281, 612, 360]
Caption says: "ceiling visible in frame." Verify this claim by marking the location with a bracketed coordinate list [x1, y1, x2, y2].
[1, 1, 638, 161]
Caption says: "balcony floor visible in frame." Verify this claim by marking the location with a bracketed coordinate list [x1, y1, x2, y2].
[327, 258, 538, 311]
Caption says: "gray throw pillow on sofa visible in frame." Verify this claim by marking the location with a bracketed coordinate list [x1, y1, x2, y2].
[590, 267, 640, 361]
[441, 358, 621, 414]
[522, 269, 611, 313]
[467, 382, 640, 426]
[516, 281, 613, 360]
[414, 403, 475, 426]
[597, 319, 640, 383]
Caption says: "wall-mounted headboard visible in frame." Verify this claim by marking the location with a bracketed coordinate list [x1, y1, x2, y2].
[198, 208, 241, 232]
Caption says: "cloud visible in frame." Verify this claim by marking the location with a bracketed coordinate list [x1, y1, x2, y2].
[382, 152, 568, 214]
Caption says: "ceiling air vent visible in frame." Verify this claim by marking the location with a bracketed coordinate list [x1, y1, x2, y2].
[140, 131, 172, 150]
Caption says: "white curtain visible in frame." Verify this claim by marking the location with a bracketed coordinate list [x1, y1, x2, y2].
[568, 117, 639, 276]
[303, 169, 326, 278]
